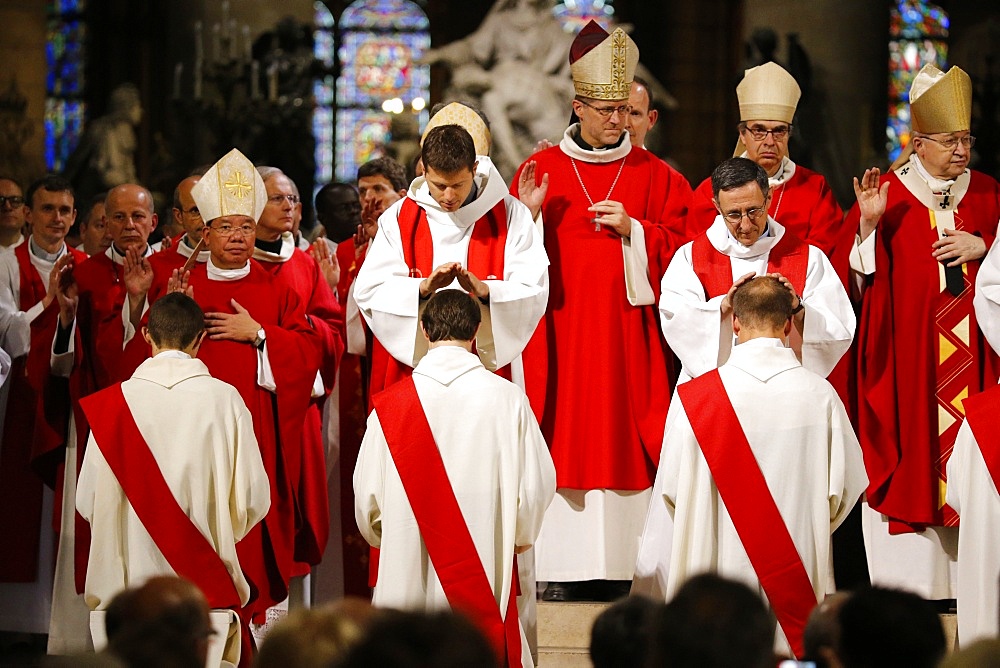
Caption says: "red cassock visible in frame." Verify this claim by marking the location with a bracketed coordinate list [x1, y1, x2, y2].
[511, 145, 689, 490]
[0, 243, 86, 582]
[335, 239, 373, 597]
[849, 169, 1000, 530]
[181, 260, 322, 614]
[255, 248, 344, 572]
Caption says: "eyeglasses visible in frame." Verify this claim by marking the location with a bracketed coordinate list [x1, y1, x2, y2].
[210, 223, 256, 237]
[742, 125, 791, 141]
[578, 99, 631, 119]
[181, 206, 202, 218]
[0, 196, 24, 208]
[267, 194, 300, 206]
[722, 206, 768, 224]
[918, 134, 976, 150]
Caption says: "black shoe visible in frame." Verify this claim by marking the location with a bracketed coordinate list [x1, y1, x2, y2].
[596, 580, 632, 602]
[541, 582, 572, 602]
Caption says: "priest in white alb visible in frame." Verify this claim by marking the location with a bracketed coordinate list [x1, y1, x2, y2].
[354, 289, 556, 668]
[641, 276, 866, 658]
[353, 122, 548, 399]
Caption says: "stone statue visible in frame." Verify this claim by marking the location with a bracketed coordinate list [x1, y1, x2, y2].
[421, 0, 575, 178]
[89, 84, 142, 187]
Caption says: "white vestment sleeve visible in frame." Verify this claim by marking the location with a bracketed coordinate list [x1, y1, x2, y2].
[230, 395, 270, 540]
[0, 346, 10, 387]
[623, 218, 655, 306]
[828, 398, 868, 531]
[256, 343, 276, 392]
[353, 410, 386, 548]
[0, 253, 32, 357]
[849, 230, 877, 276]
[797, 247, 856, 378]
[514, 396, 556, 549]
[659, 243, 730, 377]
[50, 320, 76, 378]
[974, 236, 1000, 356]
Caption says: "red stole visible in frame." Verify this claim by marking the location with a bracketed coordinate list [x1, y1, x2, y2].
[79, 384, 241, 609]
[368, 196, 509, 403]
[372, 377, 520, 667]
[691, 229, 808, 299]
[963, 387, 1000, 496]
[678, 370, 816, 658]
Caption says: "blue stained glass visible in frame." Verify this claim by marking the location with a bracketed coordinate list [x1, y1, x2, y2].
[45, 2, 87, 171]
[315, 2, 335, 29]
[554, 0, 615, 33]
[341, 0, 428, 30]
[335, 109, 392, 182]
[337, 32, 429, 107]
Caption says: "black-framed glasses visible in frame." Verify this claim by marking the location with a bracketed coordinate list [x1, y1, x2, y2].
[743, 125, 791, 141]
[918, 134, 976, 150]
[578, 99, 631, 119]
[0, 196, 25, 208]
[723, 206, 768, 224]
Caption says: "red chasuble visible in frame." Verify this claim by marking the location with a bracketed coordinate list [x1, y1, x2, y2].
[686, 165, 844, 255]
[367, 196, 509, 401]
[372, 377, 521, 668]
[256, 248, 344, 570]
[79, 385, 241, 609]
[181, 261, 321, 614]
[678, 371, 817, 658]
[0, 242, 85, 582]
[511, 145, 689, 490]
[963, 385, 1000, 495]
[690, 229, 808, 299]
[851, 169, 1000, 530]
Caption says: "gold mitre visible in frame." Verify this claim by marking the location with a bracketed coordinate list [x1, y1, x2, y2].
[421, 102, 492, 156]
[191, 148, 267, 223]
[911, 64, 972, 134]
[569, 20, 638, 101]
[889, 64, 973, 170]
[733, 62, 801, 157]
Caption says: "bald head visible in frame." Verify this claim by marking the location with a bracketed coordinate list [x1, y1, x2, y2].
[732, 276, 794, 340]
[106, 183, 157, 252]
[173, 176, 204, 242]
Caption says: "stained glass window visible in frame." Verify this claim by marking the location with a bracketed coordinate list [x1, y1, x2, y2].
[335, 0, 429, 182]
[45, 0, 87, 172]
[553, 0, 615, 33]
[887, 0, 948, 163]
[313, 2, 336, 190]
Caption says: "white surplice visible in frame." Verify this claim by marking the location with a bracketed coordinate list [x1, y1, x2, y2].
[354, 346, 556, 667]
[975, 235, 1000, 358]
[76, 352, 271, 609]
[946, 416, 1000, 646]
[659, 217, 855, 383]
[633, 338, 867, 655]
[353, 156, 549, 372]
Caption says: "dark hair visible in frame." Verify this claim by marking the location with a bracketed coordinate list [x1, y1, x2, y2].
[710, 157, 769, 201]
[590, 595, 659, 668]
[26, 174, 75, 209]
[421, 125, 476, 175]
[646, 574, 775, 668]
[147, 293, 205, 350]
[837, 587, 945, 668]
[732, 276, 794, 330]
[421, 289, 481, 343]
[357, 157, 408, 193]
[336, 610, 498, 668]
[632, 75, 654, 109]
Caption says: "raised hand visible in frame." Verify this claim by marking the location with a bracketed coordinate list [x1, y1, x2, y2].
[517, 161, 549, 220]
[311, 239, 340, 289]
[853, 167, 890, 241]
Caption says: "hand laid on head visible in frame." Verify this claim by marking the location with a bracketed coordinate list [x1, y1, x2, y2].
[204, 299, 261, 343]
[933, 228, 987, 267]
[418, 262, 463, 298]
[517, 161, 549, 220]
[455, 265, 489, 300]
[768, 272, 801, 311]
[589, 200, 631, 237]
[720, 272, 756, 317]
[853, 168, 890, 241]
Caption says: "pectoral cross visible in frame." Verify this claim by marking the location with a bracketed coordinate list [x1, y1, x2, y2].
[939, 193, 951, 209]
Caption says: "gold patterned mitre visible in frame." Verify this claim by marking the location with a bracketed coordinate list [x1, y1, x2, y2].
[910, 64, 972, 134]
[737, 62, 801, 123]
[421, 102, 492, 156]
[569, 21, 638, 101]
[191, 148, 267, 223]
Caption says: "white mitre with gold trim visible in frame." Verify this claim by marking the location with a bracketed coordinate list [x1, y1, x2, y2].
[890, 64, 973, 170]
[191, 148, 267, 223]
[422, 102, 492, 156]
[569, 20, 638, 101]
[733, 62, 801, 157]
